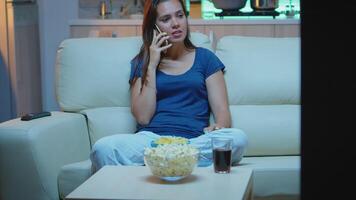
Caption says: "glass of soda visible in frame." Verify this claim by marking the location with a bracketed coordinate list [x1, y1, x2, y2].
[212, 137, 232, 173]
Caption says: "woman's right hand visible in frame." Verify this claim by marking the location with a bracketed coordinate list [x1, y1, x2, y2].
[148, 30, 172, 69]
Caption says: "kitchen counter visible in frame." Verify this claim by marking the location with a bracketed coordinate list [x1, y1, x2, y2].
[69, 18, 300, 26]
[69, 17, 300, 39]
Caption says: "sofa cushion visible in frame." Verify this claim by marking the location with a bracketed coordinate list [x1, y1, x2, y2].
[58, 159, 92, 199]
[80, 107, 136, 146]
[80, 105, 300, 156]
[239, 156, 300, 198]
[56, 32, 213, 112]
[190, 31, 214, 51]
[230, 105, 300, 156]
[80, 103, 301, 156]
[56, 37, 139, 112]
[215, 36, 300, 105]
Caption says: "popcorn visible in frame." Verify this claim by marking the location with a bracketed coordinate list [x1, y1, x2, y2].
[144, 144, 199, 178]
[152, 136, 189, 146]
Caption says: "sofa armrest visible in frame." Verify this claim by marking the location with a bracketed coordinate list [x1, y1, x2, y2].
[0, 111, 90, 200]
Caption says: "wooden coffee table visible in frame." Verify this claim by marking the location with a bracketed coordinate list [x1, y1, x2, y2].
[66, 165, 253, 200]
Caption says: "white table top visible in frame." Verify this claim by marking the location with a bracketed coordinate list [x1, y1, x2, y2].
[66, 166, 253, 200]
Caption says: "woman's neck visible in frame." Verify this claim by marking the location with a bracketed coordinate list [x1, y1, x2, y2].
[164, 42, 188, 60]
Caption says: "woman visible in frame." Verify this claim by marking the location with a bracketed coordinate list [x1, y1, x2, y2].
[90, 0, 248, 173]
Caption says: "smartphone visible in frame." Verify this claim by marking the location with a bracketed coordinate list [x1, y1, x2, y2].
[154, 24, 169, 47]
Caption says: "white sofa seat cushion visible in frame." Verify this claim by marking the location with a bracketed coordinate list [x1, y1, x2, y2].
[80, 105, 300, 155]
[80, 107, 136, 146]
[58, 159, 92, 199]
[216, 36, 300, 105]
[230, 105, 300, 156]
[239, 156, 300, 198]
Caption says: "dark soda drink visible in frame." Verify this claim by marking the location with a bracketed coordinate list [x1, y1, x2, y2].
[213, 148, 232, 173]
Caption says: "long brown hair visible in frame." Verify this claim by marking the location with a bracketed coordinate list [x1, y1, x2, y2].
[129, 0, 196, 88]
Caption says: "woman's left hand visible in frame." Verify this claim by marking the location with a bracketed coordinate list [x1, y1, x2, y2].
[203, 124, 224, 133]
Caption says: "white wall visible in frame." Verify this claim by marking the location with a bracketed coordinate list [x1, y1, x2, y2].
[37, 0, 78, 111]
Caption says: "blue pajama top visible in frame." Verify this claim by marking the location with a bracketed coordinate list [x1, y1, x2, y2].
[129, 47, 225, 139]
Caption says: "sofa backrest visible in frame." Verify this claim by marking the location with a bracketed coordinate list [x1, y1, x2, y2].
[55, 32, 213, 144]
[216, 36, 301, 156]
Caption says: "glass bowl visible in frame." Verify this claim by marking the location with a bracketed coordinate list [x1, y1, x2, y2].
[144, 144, 199, 182]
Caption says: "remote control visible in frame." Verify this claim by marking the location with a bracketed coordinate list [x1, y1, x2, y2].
[21, 111, 51, 121]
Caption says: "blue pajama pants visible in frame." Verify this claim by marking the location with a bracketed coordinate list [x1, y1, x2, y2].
[90, 128, 248, 173]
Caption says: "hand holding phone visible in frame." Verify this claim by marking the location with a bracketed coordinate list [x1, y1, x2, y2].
[154, 24, 170, 48]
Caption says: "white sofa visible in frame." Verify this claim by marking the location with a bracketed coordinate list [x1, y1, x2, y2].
[0, 32, 300, 200]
